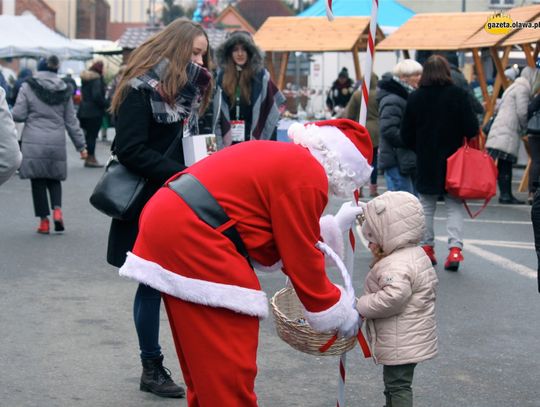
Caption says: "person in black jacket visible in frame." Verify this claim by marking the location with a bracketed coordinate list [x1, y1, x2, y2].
[107, 18, 213, 399]
[527, 89, 540, 204]
[8, 67, 32, 106]
[377, 59, 423, 195]
[531, 188, 540, 292]
[78, 61, 106, 167]
[326, 67, 354, 115]
[401, 55, 478, 272]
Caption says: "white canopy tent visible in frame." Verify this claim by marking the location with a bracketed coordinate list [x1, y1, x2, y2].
[0, 15, 92, 60]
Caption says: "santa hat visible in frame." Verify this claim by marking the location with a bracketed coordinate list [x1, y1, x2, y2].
[288, 118, 373, 186]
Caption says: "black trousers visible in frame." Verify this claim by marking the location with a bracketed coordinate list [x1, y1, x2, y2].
[528, 135, 540, 193]
[79, 116, 103, 156]
[31, 178, 61, 218]
[531, 189, 540, 292]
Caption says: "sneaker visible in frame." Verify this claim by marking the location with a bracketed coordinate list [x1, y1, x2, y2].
[444, 247, 463, 271]
[53, 208, 64, 232]
[37, 218, 50, 234]
[422, 245, 437, 265]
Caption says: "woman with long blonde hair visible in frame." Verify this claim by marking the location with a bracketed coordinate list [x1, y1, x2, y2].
[106, 18, 213, 399]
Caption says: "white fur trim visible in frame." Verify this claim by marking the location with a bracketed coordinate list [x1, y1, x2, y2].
[288, 122, 372, 189]
[304, 285, 356, 332]
[319, 215, 344, 260]
[252, 259, 283, 272]
[119, 252, 269, 319]
[318, 125, 373, 186]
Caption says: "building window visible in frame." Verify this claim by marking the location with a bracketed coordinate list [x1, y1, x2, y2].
[489, 0, 514, 8]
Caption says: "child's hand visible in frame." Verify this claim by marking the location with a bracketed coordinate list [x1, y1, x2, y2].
[79, 148, 88, 160]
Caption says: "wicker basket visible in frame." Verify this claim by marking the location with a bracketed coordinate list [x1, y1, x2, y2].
[270, 287, 357, 356]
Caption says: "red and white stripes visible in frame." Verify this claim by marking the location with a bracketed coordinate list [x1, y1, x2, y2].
[358, 0, 379, 127]
[332, 1, 380, 406]
[326, 0, 334, 21]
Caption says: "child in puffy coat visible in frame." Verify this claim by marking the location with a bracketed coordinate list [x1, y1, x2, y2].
[356, 191, 438, 407]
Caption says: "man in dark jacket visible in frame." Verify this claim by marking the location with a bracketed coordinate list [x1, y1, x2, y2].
[377, 59, 422, 194]
[326, 67, 354, 115]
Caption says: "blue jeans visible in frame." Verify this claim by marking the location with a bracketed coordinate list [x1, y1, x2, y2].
[134, 283, 162, 360]
[383, 166, 416, 195]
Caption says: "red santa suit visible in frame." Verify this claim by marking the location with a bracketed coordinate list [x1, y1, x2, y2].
[120, 120, 372, 406]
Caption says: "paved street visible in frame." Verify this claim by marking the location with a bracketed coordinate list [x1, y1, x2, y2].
[1, 139, 539, 407]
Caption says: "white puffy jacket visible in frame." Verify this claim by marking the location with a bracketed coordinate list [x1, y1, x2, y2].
[356, 191, 438, 366]
[0, 87, 21, 186]
[485, 66, 539, 157]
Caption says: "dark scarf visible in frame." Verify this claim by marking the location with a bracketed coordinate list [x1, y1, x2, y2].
[129, 59, 211, 134]
[26, 78, 71, 105]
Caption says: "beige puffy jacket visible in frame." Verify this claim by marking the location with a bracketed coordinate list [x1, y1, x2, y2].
[356, 191, 438, 366]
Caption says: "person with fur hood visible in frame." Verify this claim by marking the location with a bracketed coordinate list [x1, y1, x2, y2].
[213, 31, 285, 148]
[486, 66, 540, 204]
[78, 60, 106, 167]
[356, 191, 438, 407]
[12, 55, 87, 234]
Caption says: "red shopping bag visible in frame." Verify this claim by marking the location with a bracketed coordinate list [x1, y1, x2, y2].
[445, 138, 498, 218]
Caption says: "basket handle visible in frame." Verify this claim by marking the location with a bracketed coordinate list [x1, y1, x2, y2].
[315, 241, 354, 297]
[312, 241, 372, 357]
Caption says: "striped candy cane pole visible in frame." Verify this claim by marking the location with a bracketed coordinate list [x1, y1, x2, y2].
[336, 191, 359, 407]
[358, 0, 379, 127]
[325, 0, 335, 21]
[337, 2, 379, 407]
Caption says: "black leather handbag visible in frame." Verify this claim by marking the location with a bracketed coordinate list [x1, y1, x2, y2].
[89, 134, 181, 221]
[527, 111, 540, 136]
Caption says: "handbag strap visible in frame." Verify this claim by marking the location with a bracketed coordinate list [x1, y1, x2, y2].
[168, 173, 253, 269]
[463, 198, 491, 219]
[111, 123, 184, 159]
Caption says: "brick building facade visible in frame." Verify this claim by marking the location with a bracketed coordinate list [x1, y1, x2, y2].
[0, 0, 56, 30]
[76, 0, 110, 39]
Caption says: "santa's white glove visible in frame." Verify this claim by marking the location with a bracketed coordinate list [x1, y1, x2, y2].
[337, 307, 361, 339]
[334, 201, 365, 233]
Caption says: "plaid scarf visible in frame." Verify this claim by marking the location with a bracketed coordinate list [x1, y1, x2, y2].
[129, 59, 211, 133]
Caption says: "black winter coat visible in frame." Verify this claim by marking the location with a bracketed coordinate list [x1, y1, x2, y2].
[78, 70, 106, 119]
[401, 84, 479, 195]
[450, 66, 484, 115]
[106, 88, 185, 267]
[376, 74, 412, 171]
[528, 93, 540, 121]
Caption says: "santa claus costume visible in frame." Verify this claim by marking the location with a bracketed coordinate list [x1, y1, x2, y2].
[120, 118, 373, 406]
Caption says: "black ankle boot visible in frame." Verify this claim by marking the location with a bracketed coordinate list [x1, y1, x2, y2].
[498, 171, 524, 204]
[140, 355, 185, 398]
[499, 195, 525, 204]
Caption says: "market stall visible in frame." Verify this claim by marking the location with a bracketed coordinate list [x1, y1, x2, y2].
[253, 16, 385, 89]
[376, 6, 540, 124]
[376, 5, 540, 191]
[0, 14, 92, 60]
